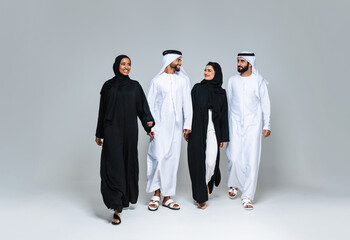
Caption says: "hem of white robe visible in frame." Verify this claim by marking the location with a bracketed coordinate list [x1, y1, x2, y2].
[241, 194, 255, 202]
[146, 186, 176, 197]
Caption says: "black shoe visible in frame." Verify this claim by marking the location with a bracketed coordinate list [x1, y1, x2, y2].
[112, 213, 121, 225]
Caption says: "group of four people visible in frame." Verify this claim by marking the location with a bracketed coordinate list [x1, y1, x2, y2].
[95, 50, 271, 225]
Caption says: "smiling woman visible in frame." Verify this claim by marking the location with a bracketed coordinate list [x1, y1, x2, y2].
[95, 55, 155, 225]
[188, 62, 229, 210]
[119, 57, 131, 76]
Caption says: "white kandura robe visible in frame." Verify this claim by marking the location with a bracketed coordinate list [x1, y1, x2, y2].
[146, 73, 192, 196]
[226, 73, 270, 201]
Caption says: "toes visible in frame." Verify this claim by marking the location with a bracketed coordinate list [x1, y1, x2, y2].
[112, 218, 120, 224]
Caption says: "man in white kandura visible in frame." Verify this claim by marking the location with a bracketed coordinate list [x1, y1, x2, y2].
[226, 51, 271, 210]
[146, 50, 192, 211]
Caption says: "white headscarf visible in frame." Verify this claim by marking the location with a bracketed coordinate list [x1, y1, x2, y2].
[238, 51, 269, 85]
[153, 53, 189, 80]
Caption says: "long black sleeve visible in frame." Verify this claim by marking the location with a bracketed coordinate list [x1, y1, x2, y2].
[95, 90, 106, 138]
[137, 83, 154, 133]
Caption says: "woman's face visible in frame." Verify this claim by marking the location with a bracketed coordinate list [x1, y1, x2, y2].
[204, 65, 215, 80]
[119, 58, 131, 76]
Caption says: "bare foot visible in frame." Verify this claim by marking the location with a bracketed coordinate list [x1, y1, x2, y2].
[149, 190, 161, 209]
[242, 199, 254, 210]
[149, 198, 159, 209]
[197, 202, 207, 209]
[112, 211, 121, 224]
[228, 187, 238, 198]
[244, 204, 253, 209]
[163, 196, 180, 209]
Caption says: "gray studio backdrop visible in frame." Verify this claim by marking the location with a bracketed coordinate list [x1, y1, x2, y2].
[1, 0, 349, 200]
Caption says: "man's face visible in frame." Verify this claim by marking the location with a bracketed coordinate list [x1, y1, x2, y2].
[237, 57, 249, 73]
[170, 57, 182, 72]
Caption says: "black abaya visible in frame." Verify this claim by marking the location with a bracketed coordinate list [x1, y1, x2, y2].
[96, 55, 154, 212]
[187, 62, 229, 204]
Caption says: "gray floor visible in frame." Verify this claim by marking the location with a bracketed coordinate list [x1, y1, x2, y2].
[1, 185, 348, 240]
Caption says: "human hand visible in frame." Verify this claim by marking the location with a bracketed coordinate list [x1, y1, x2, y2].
[183, 129, 191, 142]
[95, 137, 103, 146]
[148, 132, 155, 138]
[262, 129, 271, 137]
[147, 121, 154, 127]
[220, 142, 225, 149]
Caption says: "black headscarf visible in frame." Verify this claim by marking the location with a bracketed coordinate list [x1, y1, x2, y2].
[200, 62, 225, 110]
[104, 55, 131, 120]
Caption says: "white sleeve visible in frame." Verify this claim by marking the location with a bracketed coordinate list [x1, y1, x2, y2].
[260, 80, 271, 130]
[182, 77, 193, 130]
[147, 78, 157, 130]
[226, 77, 233, 115]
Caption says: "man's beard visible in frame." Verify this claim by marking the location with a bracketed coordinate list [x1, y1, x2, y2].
[171, 63, 180, 72]
[237, 64, 249, 73]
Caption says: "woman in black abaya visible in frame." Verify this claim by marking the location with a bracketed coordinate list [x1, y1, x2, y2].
[187, 62, 229, 209]
[95, 55, 154, 224]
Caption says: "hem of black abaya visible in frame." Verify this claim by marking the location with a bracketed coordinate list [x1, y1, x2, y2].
[109, 205, 123, 213]
[109, 201, 139, 212]
[194, 196, 209, 204]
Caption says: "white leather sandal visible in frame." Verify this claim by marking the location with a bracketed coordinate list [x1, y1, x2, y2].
[148, 196, 160, 211]
[228, 187, 238, 199]
[242, 198, 254, 210]
[162, 198, 180, 210]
